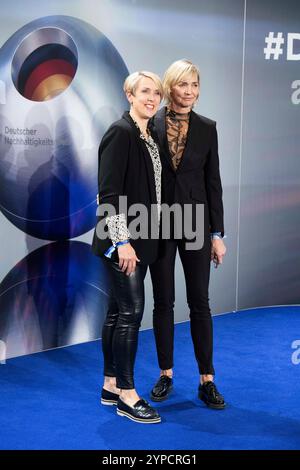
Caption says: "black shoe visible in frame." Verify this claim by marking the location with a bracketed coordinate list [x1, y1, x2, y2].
[117, 398, 161, 423]
[198, 381, 226, 410]
[101, 388, 119, 406]
[150, 375, 173, 402]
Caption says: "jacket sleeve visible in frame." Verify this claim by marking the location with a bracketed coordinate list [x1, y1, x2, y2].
[204, 123, 224, 236]
[98, 124, 131, 244]
[98, 124, 130, 210]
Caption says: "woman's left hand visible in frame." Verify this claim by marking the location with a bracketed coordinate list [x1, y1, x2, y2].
[211, 238, 226, 268]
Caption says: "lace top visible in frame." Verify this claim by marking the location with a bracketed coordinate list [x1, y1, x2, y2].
[166, 108, 190, 170]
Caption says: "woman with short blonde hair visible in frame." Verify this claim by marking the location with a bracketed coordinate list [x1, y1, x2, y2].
[162, 59, 200, 105]
[150, 59, 227, 410]
[124, 71, 164, 98]
[92, 70, 163, 423]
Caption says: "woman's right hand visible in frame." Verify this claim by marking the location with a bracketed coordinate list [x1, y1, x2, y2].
[117, 243, 140, 275]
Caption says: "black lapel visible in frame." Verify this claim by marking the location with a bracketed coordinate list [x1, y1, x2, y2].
[122, 112, 157, 204]
[153, 107, 175, 173]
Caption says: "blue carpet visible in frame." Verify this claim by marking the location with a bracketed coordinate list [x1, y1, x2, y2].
[0, 306, 300, 450]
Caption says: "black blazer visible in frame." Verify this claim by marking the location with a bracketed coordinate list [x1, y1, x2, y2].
[153, 106, 224, 237]
[92, 112, 160, 265]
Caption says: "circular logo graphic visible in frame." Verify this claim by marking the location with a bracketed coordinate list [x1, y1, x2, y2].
[0, 16, 129, 239]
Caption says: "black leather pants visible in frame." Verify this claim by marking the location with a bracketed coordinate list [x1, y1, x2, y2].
[102, 260, 148, 389]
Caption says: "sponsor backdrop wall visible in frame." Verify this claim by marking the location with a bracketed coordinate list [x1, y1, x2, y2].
[0, 0, 299, 359]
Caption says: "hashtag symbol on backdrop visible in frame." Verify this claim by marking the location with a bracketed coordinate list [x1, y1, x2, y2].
[264, 32, 285, 60]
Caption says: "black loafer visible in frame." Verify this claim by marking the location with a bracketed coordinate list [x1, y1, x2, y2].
[150, 375, 173, 402]
[101, 388, 119, 406]
[117, 398, 161, 423]
[198, 381, 226, 409]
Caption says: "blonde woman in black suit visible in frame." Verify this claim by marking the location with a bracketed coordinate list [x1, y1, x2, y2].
[149, 60, 227, 409]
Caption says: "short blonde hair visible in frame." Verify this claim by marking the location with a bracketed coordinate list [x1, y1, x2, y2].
[123, 71, 163, 98]
[163, 59, 200, 105]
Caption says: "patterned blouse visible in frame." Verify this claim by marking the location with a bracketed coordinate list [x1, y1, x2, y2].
[166, 108, 190, 170]
[105, 123, 161, 248]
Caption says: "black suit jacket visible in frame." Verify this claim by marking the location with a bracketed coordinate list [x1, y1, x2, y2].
[153, 107, 224, 238]
[92, 112, 160, 265]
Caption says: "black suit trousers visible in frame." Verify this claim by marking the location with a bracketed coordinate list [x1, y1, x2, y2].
[150, 236, 215, 375]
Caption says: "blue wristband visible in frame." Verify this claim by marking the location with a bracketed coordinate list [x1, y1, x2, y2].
[104, 239, 130, 258]
[116, 239, 130, 247]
